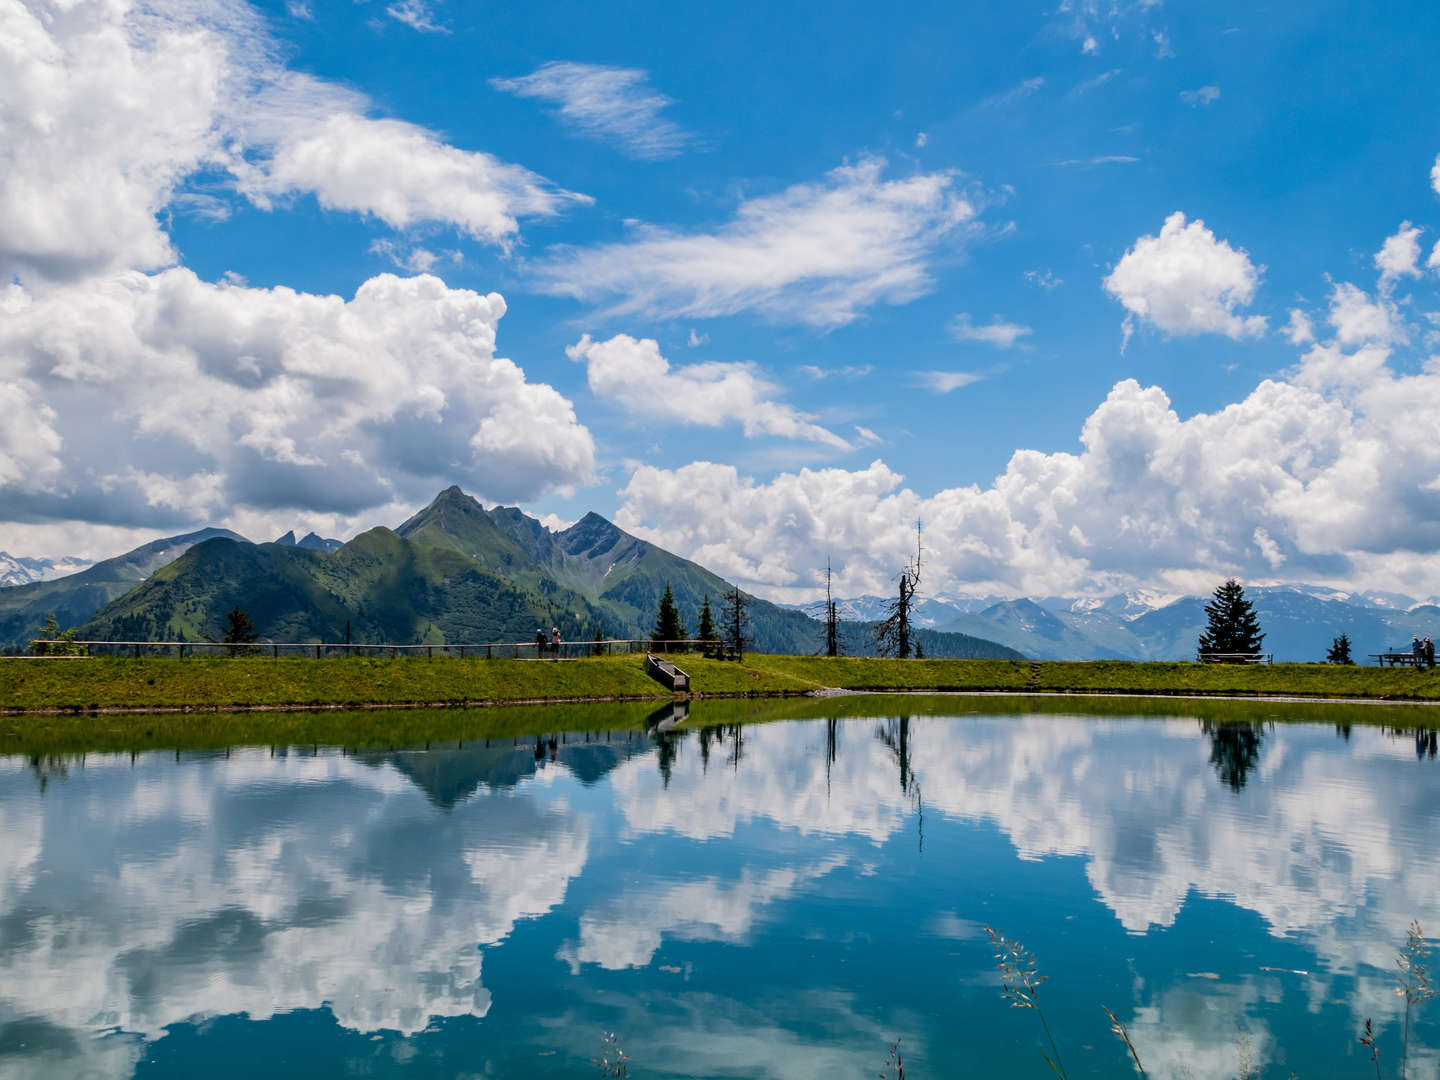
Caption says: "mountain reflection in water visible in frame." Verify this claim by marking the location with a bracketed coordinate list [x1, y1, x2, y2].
[1, 704, 1438, 1079]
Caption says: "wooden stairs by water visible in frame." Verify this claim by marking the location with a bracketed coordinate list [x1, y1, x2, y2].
[645, 653, 690, 692]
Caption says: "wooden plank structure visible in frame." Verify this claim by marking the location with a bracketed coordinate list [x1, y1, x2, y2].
[1196, 652, 1273, 664]
[1370, 652, 1430, 667]
[645, 652, 690, 692]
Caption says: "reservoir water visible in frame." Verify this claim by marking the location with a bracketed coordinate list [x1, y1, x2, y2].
[2, 696, 1438, 1078]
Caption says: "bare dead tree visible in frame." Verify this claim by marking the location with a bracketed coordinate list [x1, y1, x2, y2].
[875, 520, 922, 658]
[823, 557, 843, 658]
[721, 583, 750, 661]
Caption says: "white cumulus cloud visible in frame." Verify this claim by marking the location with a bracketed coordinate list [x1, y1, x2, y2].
[1375, 222, 1423, 287]
[0, 0, 585, 285]
[0, 270, 596, 531]
[566, 333, 849, 449]
[528, 157, 980, 328]
[613, 306, 1440, 599]
[1104, 211, 1267, 345]
[491, 61, 691, 160]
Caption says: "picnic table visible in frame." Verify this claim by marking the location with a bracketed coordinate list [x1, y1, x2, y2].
[1370, 652, 1426, 667]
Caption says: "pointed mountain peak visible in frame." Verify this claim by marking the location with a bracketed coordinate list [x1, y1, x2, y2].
[556, 511, 634, 558]
[274, 530, 297, 546]
[397, 486, 486, 535]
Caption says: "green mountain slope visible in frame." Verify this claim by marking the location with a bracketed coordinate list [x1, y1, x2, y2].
[81, 529, 600, 646]
[74, 487, 1021, 658]
[0, 528, 243, 651]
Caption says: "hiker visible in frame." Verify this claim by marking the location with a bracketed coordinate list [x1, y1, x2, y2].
[535, 628, 547, 658]
[551, 627, 563, 659]
[1426, 637, 1435, 669]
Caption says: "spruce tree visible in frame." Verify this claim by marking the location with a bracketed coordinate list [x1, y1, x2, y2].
[697, 595, 716, 650]
[1197, 580, 1265, 661]
[1326, 633, 1354, 665]
[651, 583, 686, 650]
[222, 606, 258, 657]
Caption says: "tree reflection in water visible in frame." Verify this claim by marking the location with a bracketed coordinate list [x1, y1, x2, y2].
[1201, 720, 1265, 792]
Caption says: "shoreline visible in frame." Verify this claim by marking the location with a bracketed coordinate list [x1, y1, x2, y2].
[7, 654, 1440, 719]
[6, 684, 1440, 719]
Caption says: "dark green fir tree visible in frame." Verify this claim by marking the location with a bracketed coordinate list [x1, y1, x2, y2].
[651, 583, 687, 650]
[697, 595, 716, 648]
[1197, 580, 1265, 661]
[1326, 633, 1354, 664]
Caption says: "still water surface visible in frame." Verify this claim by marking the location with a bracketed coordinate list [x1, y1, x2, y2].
[2, 698, 1439, 1078]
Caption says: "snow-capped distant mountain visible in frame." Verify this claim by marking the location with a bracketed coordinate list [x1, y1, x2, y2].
[0, 552, 94, 588]
[1037, 590, 1184, 621]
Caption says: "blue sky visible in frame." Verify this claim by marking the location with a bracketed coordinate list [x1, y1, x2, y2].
[5, 0, 1440, 600]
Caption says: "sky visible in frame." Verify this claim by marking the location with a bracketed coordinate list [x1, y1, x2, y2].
[4, 0, 1440, 602]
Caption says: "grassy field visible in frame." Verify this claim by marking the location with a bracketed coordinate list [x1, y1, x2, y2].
[5, 653, 1440, 719]
[0, 653, 818, 714]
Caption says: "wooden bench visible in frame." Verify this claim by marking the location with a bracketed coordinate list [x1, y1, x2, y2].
[1197, 652, 1272, 664]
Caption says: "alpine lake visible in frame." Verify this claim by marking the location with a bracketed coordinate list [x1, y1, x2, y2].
[2, 695, 1439, 1079]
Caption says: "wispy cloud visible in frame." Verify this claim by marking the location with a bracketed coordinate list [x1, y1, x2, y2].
[528, 157, 980, 328]
[981, 76, 1044, 108]
[491, 61, 691, 160]
[913, 370, 983, 394]
[385, 0, 448, 33]
[950, 313, 1033, 348]
[1052, 154, 1139, 167]
[1024, 269, 1062, 291]
[1179, 85, 1220, 106]
[1071, 68, 1121, 96]
[798, 364, 872, 380]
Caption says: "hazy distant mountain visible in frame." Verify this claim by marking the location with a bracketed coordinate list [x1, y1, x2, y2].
[0, 552, 93, 587]
[0, 528, 245, 650]
[273, 531, 344, 552]
[808, 582, 1440, 662]
[77, 488, 1022, 659]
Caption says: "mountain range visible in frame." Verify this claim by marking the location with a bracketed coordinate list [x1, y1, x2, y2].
[0, 552, 94, 587]
[0, 488, 1020, 660]
[797, 587, 1440, 662]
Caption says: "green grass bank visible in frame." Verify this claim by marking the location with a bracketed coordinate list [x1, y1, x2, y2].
[6, 654, 1440, 717]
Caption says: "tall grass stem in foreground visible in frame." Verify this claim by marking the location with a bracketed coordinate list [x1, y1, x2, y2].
[593, 1032, 629, 1078]
[1396, 920, 1435, 1079]
[986, 925, 1068, 1079]
[1358, 1017, 1382, 1080]
[879, 1037, 906, 1079]
[1102, 1004, 1146, 1075]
